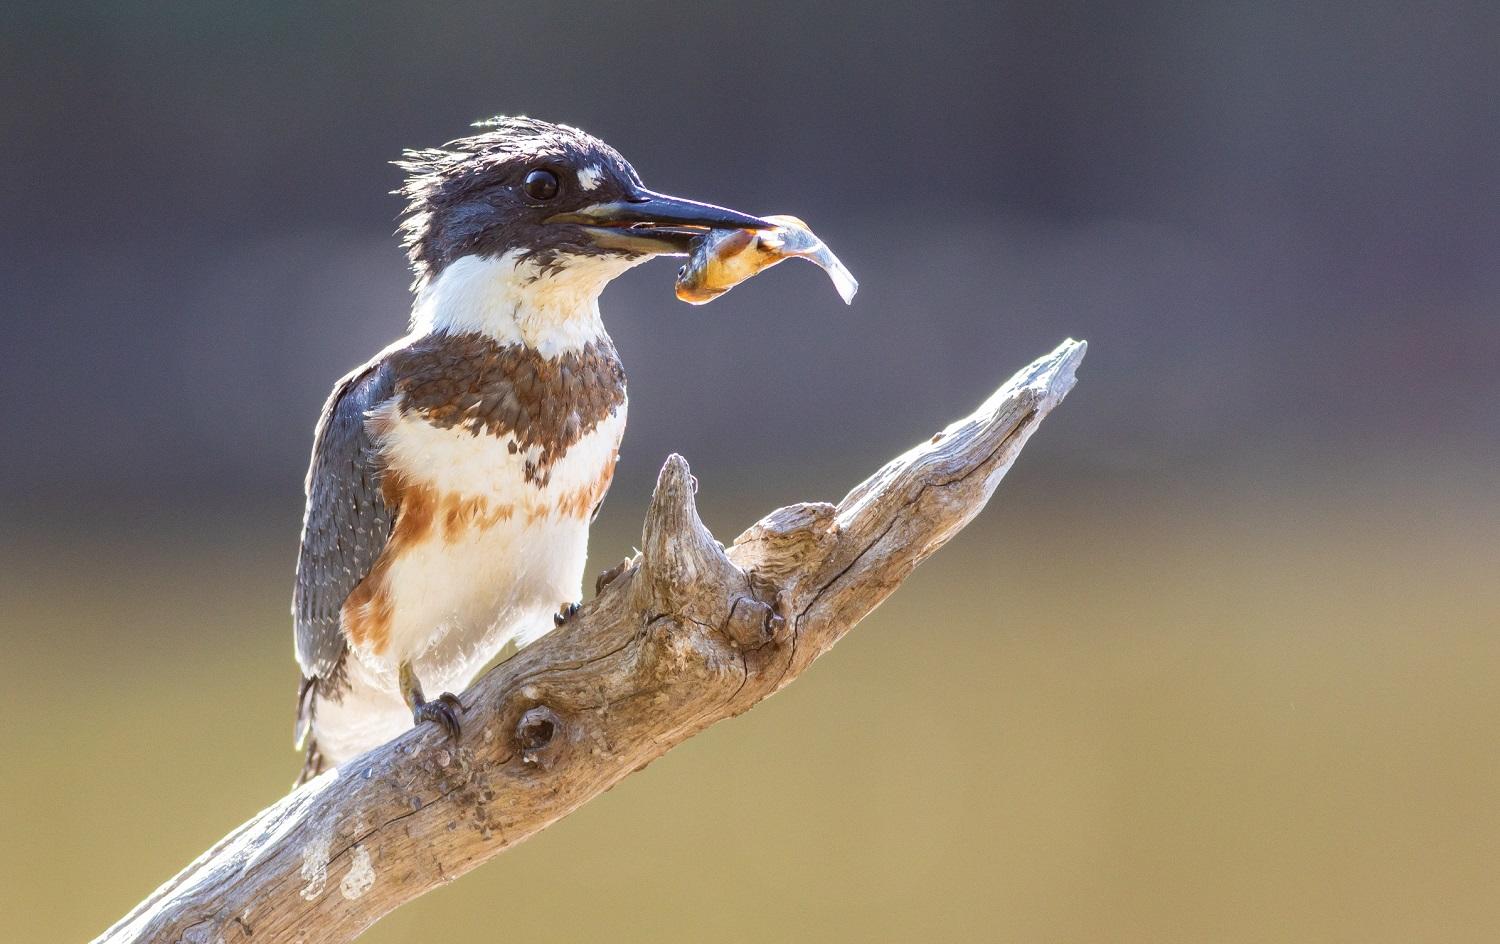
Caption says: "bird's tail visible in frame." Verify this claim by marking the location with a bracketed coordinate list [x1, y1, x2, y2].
[296, 739, 328, 786]
[294, 675, 327, 786]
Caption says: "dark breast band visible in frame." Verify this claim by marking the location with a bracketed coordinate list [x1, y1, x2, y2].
[386, 332, 626, 485]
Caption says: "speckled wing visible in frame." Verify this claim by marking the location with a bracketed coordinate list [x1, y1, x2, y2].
[293, 358, 398, 703]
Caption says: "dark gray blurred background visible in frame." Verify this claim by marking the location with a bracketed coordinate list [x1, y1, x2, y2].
[3, 3, 1497, 942]
[4, 1, 1495, 513]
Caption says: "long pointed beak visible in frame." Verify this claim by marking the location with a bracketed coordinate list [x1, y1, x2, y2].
[548, 190, 775, 255]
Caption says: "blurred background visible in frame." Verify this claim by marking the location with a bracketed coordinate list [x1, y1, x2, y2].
[2, 2, 1498, 941]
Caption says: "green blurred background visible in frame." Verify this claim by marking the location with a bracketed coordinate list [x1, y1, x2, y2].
[2, 2, 1497, 941]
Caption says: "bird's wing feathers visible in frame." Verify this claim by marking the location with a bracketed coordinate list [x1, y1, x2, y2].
[293, 358, 399, 692]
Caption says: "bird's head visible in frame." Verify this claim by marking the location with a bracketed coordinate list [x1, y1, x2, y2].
[397, 116, 771, 296]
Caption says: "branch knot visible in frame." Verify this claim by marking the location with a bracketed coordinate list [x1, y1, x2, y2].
[516, 705, 565, 770]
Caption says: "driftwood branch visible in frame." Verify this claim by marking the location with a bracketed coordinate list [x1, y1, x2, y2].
[97, 339, 1086, 944]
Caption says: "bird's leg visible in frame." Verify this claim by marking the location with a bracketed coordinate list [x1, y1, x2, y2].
[553, 601, 582, 626]
[399, 662, 462, 740]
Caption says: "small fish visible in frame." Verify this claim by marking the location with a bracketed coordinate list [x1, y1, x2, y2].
[675, 214, 858, 305]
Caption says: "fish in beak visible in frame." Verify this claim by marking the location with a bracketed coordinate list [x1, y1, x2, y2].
[675, 214, 858, 305]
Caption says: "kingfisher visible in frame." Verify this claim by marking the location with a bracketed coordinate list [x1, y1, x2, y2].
[292, 116, 771, 781]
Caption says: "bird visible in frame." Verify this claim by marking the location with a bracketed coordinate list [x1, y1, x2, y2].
[292, 116, 771, 782]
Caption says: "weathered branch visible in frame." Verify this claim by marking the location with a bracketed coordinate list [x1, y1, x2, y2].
[97, 339, 1086, 944]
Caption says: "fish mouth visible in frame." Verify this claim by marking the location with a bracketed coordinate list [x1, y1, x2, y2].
[547, 190, 775, 255]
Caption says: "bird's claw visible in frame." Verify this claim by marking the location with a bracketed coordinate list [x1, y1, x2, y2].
[595, 558, 631, 595]
[412, 692, 463, 740]
[554, 601, 581, 626]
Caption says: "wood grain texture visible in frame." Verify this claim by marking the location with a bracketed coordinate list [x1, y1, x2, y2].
[95, 339, 1086, 944]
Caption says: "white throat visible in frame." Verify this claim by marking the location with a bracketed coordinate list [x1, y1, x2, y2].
[409, 250, 647, 355]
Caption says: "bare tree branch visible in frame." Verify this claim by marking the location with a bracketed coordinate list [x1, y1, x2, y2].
[96, 339, 1086, 944]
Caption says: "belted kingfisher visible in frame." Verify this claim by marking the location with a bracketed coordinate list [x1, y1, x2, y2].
[292, 116, 770, 781]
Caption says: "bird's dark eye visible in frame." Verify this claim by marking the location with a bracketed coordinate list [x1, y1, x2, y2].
[522, 168, 561, 201]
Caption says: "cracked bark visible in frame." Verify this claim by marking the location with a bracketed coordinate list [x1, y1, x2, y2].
[95, 339, 1086, 944]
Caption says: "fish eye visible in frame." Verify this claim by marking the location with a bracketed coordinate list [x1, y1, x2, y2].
[522, 168, 561, 201]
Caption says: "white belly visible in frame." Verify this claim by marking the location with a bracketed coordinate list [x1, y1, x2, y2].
[384, 498, 590, 687]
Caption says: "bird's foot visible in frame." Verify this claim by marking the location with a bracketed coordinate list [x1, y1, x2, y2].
[411, 691, 463, 740]
[554, 601, 581, 626]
